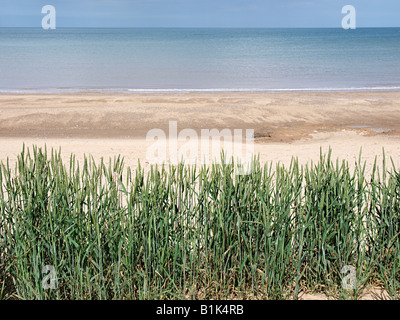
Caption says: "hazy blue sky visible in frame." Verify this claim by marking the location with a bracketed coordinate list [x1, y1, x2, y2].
[0, 0, 399, 28]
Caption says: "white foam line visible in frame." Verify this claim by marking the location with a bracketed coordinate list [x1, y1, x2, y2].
[127, 87, 400, 93]
[1, 86, 400, 94]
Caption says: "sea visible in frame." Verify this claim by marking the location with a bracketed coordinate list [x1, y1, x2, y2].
[0, 27, 399, 93]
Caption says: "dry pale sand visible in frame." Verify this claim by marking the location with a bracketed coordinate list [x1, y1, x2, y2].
[1, 91, 399, 300]
[299, 287, 392, 300]
[0, 91, 400, 174]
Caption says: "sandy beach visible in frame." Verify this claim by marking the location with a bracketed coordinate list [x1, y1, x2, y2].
[3, 4, 400, 303]
[0, 91, 399, 174]
[1, 92, 399, 301]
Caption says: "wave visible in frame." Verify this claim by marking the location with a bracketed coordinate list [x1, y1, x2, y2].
[127, 86, 400, 93]
[1, 86, 400, 94]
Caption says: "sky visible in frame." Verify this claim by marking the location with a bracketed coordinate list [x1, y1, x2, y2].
[0, 0, 399, 28]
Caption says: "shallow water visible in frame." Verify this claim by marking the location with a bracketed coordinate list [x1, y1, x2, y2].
[1, 27, 400, 92]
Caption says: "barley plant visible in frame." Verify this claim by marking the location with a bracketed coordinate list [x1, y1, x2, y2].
[0, 145, 399, 300]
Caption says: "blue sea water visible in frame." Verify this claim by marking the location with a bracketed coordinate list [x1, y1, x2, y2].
[0, 27, 399, 93]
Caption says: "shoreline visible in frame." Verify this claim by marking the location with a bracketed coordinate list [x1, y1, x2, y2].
[0, 91, 400, 174]
[1, 88, 400, 95]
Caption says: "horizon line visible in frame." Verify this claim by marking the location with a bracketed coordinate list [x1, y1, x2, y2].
[1, 26, 399, 29]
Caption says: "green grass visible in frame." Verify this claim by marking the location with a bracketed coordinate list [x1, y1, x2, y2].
[0, 145, 399, 300]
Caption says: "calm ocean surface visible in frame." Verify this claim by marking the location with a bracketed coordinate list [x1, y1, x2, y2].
[1, 27, 400, 93]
